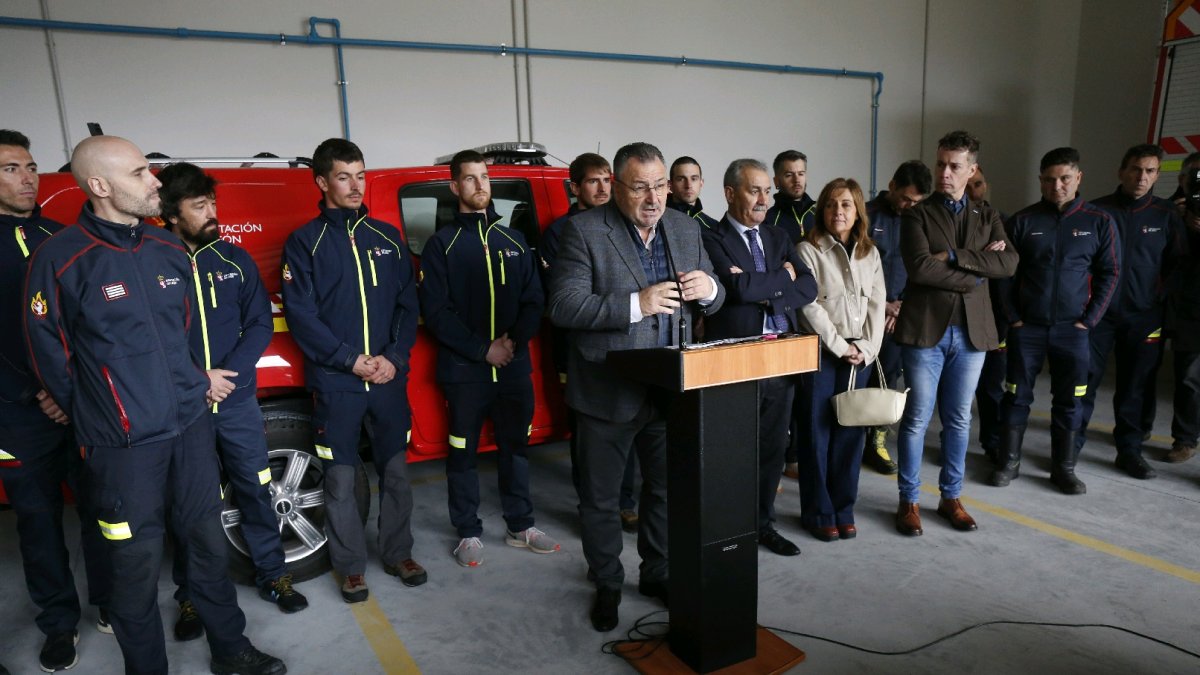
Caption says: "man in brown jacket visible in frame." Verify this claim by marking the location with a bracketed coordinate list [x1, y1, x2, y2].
[892, 131, 1018, 536]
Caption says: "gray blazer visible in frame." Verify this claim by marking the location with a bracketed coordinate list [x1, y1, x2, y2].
[548, 201, 726, 422]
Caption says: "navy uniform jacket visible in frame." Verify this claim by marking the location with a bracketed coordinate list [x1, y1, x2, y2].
[1003, 197, 1121, 328]
[24, 205, 209, 447]
[666, 196, 720, 229]
[418, 209, 544, 384]
[764, 194, 816, 246]
[701, 215, 817, 339]
[1090, 187, 1179, 324]
[2, 208, 61, 423]
[866, 193, 907, 303]
[281, 203, 418, 393]
[185, 238, 272, 405]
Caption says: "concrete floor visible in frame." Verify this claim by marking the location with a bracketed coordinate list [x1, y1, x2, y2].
[2, 358, 1199, 674]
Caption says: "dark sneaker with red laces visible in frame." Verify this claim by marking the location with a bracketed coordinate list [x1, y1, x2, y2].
[209, 645, 286, 675]
[258, 574, 308, 613]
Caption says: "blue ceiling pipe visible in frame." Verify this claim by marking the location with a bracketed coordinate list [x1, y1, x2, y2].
[1, 15, 885, 194]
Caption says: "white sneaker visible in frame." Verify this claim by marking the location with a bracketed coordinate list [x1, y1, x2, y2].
[506, 526, 560, 554]
[453, 537, 484, 567]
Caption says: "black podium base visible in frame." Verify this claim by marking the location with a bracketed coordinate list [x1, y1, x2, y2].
[613, 626, 806, 674]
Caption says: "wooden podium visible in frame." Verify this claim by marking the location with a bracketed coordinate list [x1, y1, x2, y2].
[607, 334, 819, 674]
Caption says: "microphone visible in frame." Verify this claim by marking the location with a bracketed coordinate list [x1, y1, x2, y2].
[659, 225, 691, 347]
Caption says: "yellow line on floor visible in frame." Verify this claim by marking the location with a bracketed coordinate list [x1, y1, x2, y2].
[334, 574, 421, 674]
[953, 492, 1200, 585]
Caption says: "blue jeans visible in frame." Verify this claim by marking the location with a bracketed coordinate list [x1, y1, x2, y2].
[898, 325, 986, 504]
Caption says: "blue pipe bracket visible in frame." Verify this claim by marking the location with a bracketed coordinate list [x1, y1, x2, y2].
[0, 15, 885, 193]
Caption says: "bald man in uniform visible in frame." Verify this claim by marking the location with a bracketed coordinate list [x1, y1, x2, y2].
[25, 136, 285, 674]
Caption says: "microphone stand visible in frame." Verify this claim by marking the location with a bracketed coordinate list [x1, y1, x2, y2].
[659, 224, 691, 347]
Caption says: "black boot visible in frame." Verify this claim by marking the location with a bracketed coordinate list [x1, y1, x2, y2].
[1050, 427, 1087, 495]
[989, 425, 1024, 487]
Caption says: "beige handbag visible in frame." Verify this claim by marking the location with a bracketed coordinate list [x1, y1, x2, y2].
[831, 360, 908, 427]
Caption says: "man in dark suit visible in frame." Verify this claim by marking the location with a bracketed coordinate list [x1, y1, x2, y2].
[548, 141, 725, 632]
[701, 158, 816, 557]
[893, 130, 1018, 536]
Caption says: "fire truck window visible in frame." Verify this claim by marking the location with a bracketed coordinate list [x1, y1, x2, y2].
[399, 179, 537, 257]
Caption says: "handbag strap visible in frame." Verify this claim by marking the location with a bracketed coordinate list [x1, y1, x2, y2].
[845, 359, 888, 391]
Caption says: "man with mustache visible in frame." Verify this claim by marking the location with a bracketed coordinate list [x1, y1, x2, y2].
[419, 149, 556, 568]
[548, 141, 724, 632]
[701, 158, 816, 557]
[282, 138, 425, 602]
[25, 135, 284, 674]
[157, 162, 308, 643]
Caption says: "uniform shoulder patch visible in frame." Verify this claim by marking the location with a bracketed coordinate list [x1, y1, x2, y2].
[30, 291, 48, 318]
[282, 263, 293, 282]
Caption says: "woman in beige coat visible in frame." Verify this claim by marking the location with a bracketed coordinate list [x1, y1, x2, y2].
[794, 178, 886, 541]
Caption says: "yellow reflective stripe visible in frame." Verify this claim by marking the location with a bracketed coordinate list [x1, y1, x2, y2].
[258, 468, 272, 485]
[1147, 328, 1162, 340]
[348, 217, 371, 392]
[1074, 385, 1087, 397]
[448, 435, 467, 449]
[273, 317, 289, 332]
[14, 227, 30, 258]
[406, 429, 412, 443]
[368, 253, 378, 287]
[558, 372, 568, 384]
[316, 444, 334, 460]
[207, 272, 217, 308]
[527, 425, 532, 437]
[220, 484, 225, 500]
[98, 520, 132, 541]
[480, 223, 498, 383]
[0, 449, 17, 461]
[997, 340, 1007, 349]
[190, 258, 213, 376]
[498, 251, 506, 285]
[1004, 382, 1017, 394]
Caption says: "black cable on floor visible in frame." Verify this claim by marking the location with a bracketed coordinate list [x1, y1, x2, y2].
[764, 619, 1200, 660]
[601, 612, 1200, 662]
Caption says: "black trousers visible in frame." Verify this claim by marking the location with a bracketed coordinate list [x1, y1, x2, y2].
[0, 408, 111, 636]
[87, 414, 250, 674]
[757, 376, 794, 531]
[1172, 350, 1200, 446]
[1076, 314, 1164, 456]
[443, 379, 536, 538]
[575, 397, 668, 591]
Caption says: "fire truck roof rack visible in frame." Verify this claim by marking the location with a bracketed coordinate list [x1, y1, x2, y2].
[435, 142, 549, 166]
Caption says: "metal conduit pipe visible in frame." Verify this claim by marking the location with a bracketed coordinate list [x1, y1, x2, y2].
[307, 17, 350, 139]
[0, 15, 885, 193]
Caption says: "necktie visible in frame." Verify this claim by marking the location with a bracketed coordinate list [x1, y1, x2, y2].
[746, 228, 789, 333]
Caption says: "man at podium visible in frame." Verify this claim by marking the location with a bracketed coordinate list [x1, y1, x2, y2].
[548, 142, 726, 632]
[701, 158, 817, 557]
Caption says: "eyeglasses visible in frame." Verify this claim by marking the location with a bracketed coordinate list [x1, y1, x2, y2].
[614, 178, 669, 198]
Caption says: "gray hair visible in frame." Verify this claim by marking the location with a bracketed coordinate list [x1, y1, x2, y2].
[613, 142, 665, 181]
[723, 158, 769, 189]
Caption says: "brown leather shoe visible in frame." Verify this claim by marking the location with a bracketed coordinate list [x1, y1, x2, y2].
[782, 462, 800, 479]
[936, 498, 978, 531]
[808, 525, 839, 542]
[1165, 443, 1196, 463]
[836, 523, 857, 539]
[895, 502, 923, 536]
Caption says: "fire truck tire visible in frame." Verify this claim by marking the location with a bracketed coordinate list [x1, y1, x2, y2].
[220, 408, 369, 584]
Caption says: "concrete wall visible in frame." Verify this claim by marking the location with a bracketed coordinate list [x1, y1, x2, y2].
[0, 0, 1165, 212]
